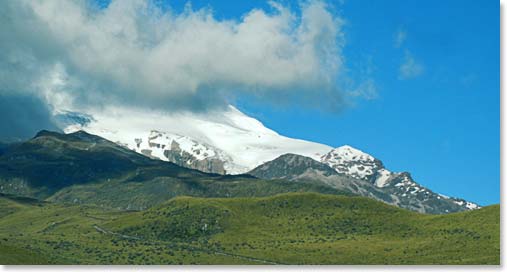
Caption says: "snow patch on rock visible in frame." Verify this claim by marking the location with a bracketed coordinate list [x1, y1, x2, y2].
[374, 169, 392, 187]
[320, 145, 382, 180]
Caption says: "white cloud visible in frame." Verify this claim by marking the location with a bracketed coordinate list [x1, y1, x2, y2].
[0, 0, 348, 112]
[399, 50, 424, 80]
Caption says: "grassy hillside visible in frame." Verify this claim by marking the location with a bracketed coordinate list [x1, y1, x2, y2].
[47, 168, 351, 210]
[0, 192, 499, 264]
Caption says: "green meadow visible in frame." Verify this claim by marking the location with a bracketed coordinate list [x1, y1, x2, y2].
[0, 192, 499, 265]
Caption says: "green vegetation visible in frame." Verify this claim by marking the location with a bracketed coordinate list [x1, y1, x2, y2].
[47, 171, 351, 210]
[0, 192, 499, 264]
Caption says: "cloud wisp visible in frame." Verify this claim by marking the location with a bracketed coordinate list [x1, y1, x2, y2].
[399, 50, 424, 80]
[393, 27, 423, 80]
[0, 0, 353, 113]
[394, 28, 407, 48]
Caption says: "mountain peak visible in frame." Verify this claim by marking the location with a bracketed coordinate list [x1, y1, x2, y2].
[329, 145, 375, 162]
[68, 130, 106, 143]
[249, 153, 338, 180]
[321, 145, 382, 181]
[34, 130, 105, 145]
[34, 130, 61, 139]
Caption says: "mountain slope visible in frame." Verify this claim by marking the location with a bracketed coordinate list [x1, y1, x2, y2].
[319, 146, 480, 212]
[249, 153, 479, 214]
[0, 130, 183, 197]
[0, 192, 499, 264]
[0, 130, 349, 210]
[0, 142, 11, 156]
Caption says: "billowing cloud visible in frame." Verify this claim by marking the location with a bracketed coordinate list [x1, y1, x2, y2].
[0, 0, 350, 112]
[399, 50, 424, 80]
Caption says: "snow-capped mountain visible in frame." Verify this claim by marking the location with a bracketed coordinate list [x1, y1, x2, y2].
[133, 130, 232, 174]
[320, 145, 402, 189]
[60, 105, 331, 174]
[58, 105, 479, 213]
[249, 152, 480, 214]
[318, 146, 480, 212]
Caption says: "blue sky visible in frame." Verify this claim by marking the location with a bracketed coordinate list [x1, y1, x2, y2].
[141, 0, 499, 205]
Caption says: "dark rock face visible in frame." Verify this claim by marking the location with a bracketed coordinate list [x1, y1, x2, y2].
[249, 153, 337, 180]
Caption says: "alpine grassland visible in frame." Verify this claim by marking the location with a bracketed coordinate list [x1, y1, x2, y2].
[0, 192, 499, 264]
